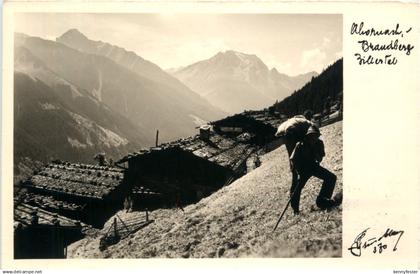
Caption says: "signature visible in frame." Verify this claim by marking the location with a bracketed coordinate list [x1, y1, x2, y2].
[348, 228, 404, 257]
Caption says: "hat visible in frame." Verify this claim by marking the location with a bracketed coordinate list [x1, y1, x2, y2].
[306, 126, 320, 136]
[303, 109, 314, 120]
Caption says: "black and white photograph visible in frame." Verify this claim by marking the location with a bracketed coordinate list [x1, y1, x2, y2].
[12, 13, 343, 259]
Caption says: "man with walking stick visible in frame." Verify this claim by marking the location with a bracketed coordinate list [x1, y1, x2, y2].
[289, 126, 341, 215]
[274, 110, 314, 197]
[273, 124, 342, 231]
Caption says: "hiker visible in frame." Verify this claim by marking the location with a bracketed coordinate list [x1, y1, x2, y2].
[275, 110, 316, 196]
[275, 110, 315, 157]
[289, 126, 341, 214]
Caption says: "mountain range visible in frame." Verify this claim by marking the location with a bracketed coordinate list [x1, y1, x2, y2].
[170, 50, 317, 113]
[14, 31, 225, 180]
[56, 29, 198, 101]
[14, 29, 318, 180]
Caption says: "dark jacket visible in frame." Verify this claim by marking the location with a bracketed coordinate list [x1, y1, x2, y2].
[290, 139, 325, 173]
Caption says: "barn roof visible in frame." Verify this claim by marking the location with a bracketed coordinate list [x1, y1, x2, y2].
[243, 110, 284, 129]
[17, 192, 85, 213]
[14, 203, 87, 229]
[22, 162, 124, 200]
[211, 110, 284, 130]
[117, 111, 288, 173]
[117, 132, 256, 172]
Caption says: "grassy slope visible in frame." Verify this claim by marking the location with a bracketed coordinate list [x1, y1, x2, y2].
[68, 121, 342, 258]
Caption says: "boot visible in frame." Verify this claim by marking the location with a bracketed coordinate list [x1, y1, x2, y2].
[316, 192, 342, 210]
[332, 192, 343, 206]
[316, 198, 336, 210]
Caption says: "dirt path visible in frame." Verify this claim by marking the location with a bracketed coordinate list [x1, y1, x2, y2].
[68, 121, 342, 258]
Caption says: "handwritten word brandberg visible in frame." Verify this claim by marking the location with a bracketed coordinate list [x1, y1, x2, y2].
[351, 22, 414, 65]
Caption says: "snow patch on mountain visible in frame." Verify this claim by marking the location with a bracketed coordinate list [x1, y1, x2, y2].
[39, 102, 59, 110]
[189, 114, 208, 127]
[67, 137, 88, 148]
[92, 69, 103, 102]
[69, 112, 129, 147]
[100, 127, 130, 147]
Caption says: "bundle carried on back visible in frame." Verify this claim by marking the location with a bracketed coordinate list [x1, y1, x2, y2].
[275, 115, 314, 141]
[265, 115, 314, 153]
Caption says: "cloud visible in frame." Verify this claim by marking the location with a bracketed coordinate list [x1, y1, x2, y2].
[296, 34, 344, 73]
[300, 48, 327, 73]
[266, 59, 292, 75]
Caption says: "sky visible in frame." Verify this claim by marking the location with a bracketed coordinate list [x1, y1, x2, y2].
[15, 13, 342, 76]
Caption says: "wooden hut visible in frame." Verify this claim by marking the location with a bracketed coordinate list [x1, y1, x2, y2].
[116, 131, 257, 209]
[14, 203, 87, 259]
[210, 110, 285, 146]
[18, 161, 126, 228]
[211, 110, 287, 153]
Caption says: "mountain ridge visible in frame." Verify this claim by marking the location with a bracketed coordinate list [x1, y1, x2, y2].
[14, 71, 144, 182]
[56, 29, 225, 112]
[13, 31, 226, 180]
[16, 32, 225, 141]
[171, 50, 318, 114]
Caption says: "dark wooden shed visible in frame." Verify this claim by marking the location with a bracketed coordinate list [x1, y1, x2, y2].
[117, 132, 257, 209]
[14, 203, 86, 259]
[18, 162, 126, 228]
[210, 110, 285, 146]
[210, 110, 288, 154]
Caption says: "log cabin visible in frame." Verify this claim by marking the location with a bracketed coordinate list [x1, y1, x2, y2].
[116, 126, 257, 209]
[18, 161, 126, 228]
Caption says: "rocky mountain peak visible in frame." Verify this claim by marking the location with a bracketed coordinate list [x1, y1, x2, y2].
[211, 50, 267, 71]
[57, 29, 89, 42]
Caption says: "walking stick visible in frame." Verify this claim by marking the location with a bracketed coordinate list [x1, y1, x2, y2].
[272, 197, 292, 232]
[273, 173, 301, 232]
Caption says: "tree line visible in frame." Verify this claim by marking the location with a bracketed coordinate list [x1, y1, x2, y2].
[269, 59, 343, 117]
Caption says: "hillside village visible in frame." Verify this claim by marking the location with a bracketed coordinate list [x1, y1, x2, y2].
[13, 29, 343, 259]
[68, 121, 342, 258]
[14, 70, 342, 259]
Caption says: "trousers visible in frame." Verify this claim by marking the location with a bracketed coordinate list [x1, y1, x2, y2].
[284, 138, 299, 196]
[290, 164, 337, 213]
